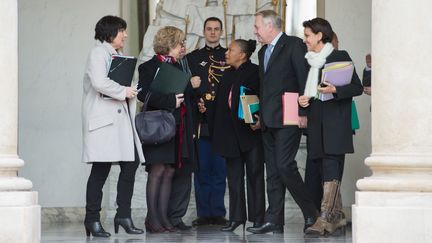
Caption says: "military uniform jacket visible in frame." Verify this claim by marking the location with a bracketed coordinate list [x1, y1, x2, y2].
[187, 44, 230, 137]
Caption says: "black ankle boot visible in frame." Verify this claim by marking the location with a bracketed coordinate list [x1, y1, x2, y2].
[84, 221, 111, 237]
[220, 221, 245, 232]
[114, 217, 144, 234]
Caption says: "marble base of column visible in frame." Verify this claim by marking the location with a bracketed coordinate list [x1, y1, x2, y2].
[0, 192, 40, 243]
[353, 191, 432, 243]
[353, 154, 432, 243]
[0, 156, 41, 242]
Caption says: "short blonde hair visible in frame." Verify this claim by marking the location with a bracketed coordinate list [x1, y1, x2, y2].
[153, 26, 185, 55]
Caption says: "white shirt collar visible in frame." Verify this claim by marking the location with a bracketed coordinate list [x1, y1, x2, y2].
[269, 32, 283, 47]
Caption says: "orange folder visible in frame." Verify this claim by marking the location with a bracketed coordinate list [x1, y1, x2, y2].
[282, 92, 299, 125]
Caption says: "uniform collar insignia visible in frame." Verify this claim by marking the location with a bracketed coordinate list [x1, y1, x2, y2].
[205, 44, 222, 51]
[199, 61, 207, 67]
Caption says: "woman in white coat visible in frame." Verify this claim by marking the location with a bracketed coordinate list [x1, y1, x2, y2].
[82, 15, 145, 237]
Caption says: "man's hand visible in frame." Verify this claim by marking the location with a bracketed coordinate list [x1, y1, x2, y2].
[198, 98, 206, 113]
[190, 76, 201, 89]
[298, 95, 311, 108]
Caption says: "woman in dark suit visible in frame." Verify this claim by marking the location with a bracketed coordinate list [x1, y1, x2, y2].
[298, 18, 363, 236]
[137, 26, 200, 233]
[212, 39, 265, 231]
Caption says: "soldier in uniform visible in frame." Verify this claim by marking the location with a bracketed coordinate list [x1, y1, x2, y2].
[187, 17, 230, 226]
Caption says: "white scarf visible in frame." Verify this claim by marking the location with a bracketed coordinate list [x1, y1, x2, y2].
[304, 43, 334, 97]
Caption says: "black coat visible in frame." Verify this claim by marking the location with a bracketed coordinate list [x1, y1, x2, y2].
[258, 34, 309, 129]
[137, 56, 198, 172]
[212, 61, 262, 158]
[306, 50, 363, 159]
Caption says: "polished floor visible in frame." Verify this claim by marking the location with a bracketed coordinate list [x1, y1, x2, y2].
[42, 222, 352, 243]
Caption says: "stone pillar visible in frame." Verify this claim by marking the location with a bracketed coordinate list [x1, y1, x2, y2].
[352, 0, 432, 242]
[0, 1, 41, 242]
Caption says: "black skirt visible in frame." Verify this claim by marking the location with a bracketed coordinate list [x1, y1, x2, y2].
[142, 137, 175, 166]
[142, 125, 189, 169]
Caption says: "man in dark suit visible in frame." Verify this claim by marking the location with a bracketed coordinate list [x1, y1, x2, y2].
[246, 10, 318, 234]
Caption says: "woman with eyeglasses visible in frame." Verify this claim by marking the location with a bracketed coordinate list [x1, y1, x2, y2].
[137, 26, 201, 233]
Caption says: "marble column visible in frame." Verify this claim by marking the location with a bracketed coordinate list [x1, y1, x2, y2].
[0, 0, 41, 242]
[352, 0, 432, 242]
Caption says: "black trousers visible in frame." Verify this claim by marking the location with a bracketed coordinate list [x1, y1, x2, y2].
[225, 143, 265, 223]
[305, 157, 323, 211]
[85, 159, 140, 223]
[167, 169, 192, 226]
[305, 154, 345, 210]
[262, 127, 316, 225]
[321, 154, 345, 181]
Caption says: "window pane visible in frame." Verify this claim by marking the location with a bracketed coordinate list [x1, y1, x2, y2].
[285, 0, 317, 37]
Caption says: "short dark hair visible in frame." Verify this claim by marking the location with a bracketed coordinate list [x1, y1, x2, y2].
[203, 17, 223, 30]
[94, 15, 127, 43]
[235, 39, 256, 60]
[302, 18, 334, 44]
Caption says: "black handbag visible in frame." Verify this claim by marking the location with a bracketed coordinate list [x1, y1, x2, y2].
[135, 92, 176, 145]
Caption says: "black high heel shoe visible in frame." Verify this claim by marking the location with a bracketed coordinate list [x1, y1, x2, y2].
[84, 221, 111, 238]
[114, 217, 144, 234]
[220, 221, 245, 232]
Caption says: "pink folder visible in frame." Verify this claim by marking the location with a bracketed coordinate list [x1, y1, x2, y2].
[282, 92, 299, 125]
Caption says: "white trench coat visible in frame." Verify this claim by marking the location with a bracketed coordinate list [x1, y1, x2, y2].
[81, 41, 144, 163]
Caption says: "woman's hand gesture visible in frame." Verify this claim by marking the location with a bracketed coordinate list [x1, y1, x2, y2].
[175, 93, 184, 108]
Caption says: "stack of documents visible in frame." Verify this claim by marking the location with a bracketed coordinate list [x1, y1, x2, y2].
[240, 95, 259, 123]
[319, 62, 354, 101]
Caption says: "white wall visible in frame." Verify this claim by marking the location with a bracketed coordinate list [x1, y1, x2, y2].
[18, 0, 121, 207]
[325, 0, 373, 207]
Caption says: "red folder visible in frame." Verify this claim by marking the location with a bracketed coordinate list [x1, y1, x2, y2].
[282, 92, 299, 125]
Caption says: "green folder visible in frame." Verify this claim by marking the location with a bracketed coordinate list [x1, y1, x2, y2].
[248, 102, 260, 123]
[351, 100, 360, 130]
[150, 62, 191, 94]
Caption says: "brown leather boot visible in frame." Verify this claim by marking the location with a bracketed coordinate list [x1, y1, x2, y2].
[332, 190, 346, 234]
[305, 180, 339, 236]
